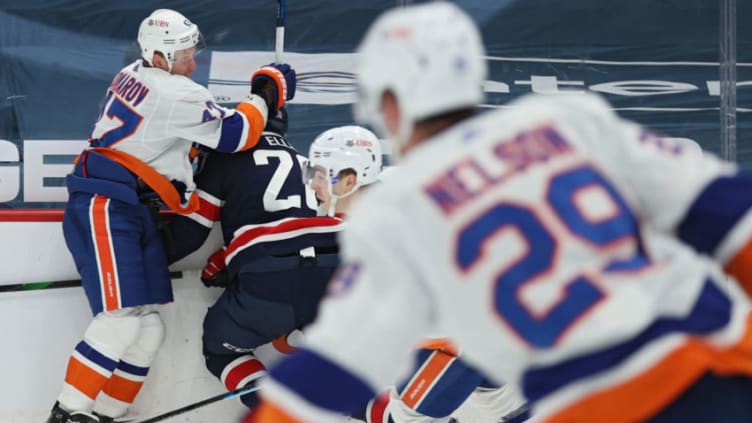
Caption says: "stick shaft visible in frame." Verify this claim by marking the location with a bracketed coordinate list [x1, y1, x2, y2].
[275, 26, 285, 63]
[137, 385, 260, 423]
[0, 272, 182, 293]
[275, 0, 286, 63]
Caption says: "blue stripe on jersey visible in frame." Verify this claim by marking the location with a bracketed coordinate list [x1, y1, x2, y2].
[117, 359, 149, 377]
[75, 341, 119, 371]
[522, 277, 730, 403]
[215, 113, 244, 153]
[404, 349, 485, 418]
[678, 171, 752, 255]
[269, 348, 375, 415]
[604, 256, 651, 272]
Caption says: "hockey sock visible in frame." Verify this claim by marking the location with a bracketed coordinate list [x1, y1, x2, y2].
[58, 310, 140, 413]
[206, 352, 267, 408]
[354, 390, 394, 423]
[94, 312, 165, 418]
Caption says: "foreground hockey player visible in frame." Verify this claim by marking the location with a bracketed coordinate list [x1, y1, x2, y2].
[165, 107, 343, 410]
[245, 2, 752, 423]
[306, 126, 527, 423]
[47, 8, 295, 423]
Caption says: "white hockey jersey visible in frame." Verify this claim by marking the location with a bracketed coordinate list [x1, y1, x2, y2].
[87, 60, 267, 193]
[259, 93, 752, 423]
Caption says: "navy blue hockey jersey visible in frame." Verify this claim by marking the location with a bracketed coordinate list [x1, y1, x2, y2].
[168, 123, 344, 277]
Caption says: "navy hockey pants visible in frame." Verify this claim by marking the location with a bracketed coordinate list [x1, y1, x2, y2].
[648, 372, 752, 422]
[202, 253, 339, 356]
[63, 192, 173, 314]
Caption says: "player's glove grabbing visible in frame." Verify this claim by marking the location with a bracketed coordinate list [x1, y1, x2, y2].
[201, 247, 231, 288]
[251, 63, 296, 112]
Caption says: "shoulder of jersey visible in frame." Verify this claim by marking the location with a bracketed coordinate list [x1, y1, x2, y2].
[350, 165, 412, 217]
[137, 66, 212, 102]
[512, 91, 615, 121]
[171, 76, 213, 102]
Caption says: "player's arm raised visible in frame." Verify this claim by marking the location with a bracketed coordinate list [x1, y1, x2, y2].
[228, 63, 296, 152]
[172, 63, 296, 154]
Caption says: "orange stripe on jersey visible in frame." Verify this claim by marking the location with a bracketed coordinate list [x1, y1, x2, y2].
[546, 313, 752, 423]
[419, 338, 460, 356]
[91, 196, 120, 311]
[401, 350, 455, 409]
[236, 101, 266, 151]
[65, 356, 110, 400]
[243, 400, 302, 423]
[725, 239, 752, 298]
[102, 373, 144, 403]
[272, 334, 298, 355]
[88, 147, 200, 215]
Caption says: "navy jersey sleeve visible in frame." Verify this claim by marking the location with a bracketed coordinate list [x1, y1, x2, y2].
[167, 150, 228, 263]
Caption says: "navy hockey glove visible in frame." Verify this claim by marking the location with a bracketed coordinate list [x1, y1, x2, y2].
[201, 248, 230, 288]
[251, 63, 296, 111]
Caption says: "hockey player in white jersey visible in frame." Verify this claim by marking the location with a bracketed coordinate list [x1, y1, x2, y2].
[245, 2, 752, 423]
[47, 8, 296, 423]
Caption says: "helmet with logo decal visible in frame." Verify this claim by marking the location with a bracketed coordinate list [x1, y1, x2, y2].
[137, 9, 204, 69]
[354, 2, 486, 157]
[307, 125, 383, 192]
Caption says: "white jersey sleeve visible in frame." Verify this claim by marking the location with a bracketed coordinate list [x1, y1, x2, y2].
[167, 79, 268, 152]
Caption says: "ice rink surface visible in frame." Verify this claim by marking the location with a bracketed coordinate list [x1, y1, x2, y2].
[0, 271, 247, 423]
[0, 271, 494, 423]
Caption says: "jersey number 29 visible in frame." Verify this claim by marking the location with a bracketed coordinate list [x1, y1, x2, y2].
[456, 165, 647, 348]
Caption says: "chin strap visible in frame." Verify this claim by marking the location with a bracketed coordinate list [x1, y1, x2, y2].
[323, 182, 361, 217]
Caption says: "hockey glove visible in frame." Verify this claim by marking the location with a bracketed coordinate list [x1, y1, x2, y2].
[251, 63, 296, 111]
[201, 247, 230, 288]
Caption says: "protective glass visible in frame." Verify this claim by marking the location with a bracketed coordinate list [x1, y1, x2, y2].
[304, 163, 338, 187]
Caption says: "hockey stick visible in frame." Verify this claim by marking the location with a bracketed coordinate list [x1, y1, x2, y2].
[0, 279, 83, 293]
[0, 272, 183, 293]
[275, 0, 286, 63]
[135, 384, 260, 423]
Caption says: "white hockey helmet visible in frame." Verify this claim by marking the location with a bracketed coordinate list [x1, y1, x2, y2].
[138, 9, 203, 68]
[354, 2, 487, 155]
[307, 125, 383, 192]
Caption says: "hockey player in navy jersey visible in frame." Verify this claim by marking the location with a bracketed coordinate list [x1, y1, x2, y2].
[246, 3, 752, 423]
[165, 107, 344, 410]
[47, 8, 295, 423]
